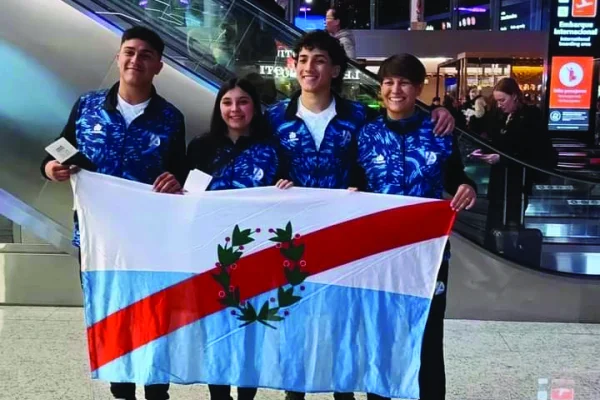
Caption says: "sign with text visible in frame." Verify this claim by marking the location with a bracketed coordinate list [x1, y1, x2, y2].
[546, 0, 599, 136]
[548, 56, 594, 131]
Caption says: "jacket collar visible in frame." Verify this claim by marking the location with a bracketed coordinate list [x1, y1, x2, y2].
[384, 108, 425, 135]
[284, 90, 354, 122]
[103, 82, 162, 114]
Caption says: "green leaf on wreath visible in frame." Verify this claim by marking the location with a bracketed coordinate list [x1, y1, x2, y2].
[287, 267, 309, 286]
[232, 225, 255, 247]
[277, 286, 296, 307]
[245, 302, 257, 318]
[258, 301, 269, 320]
[212, 272, 230, 287]
[267, 307, 280, 317]
[217, 244, 227, 264]
[266, 314, 284, 322]
[234, 287, 241, 303]
[285, 221, 292, 236]
[282, 244, 305, 261]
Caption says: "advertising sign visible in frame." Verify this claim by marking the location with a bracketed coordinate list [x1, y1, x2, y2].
[548, 56, 594, 130]
[546, 0, 599, 135]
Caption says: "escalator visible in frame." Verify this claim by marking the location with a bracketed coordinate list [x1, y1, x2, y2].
[1, 0, 599, 311]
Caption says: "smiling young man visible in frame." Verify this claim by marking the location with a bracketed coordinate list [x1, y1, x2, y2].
[41, 26, 186, 400]
[356, 54, 477, 400]
[266, 32, 456, 400]
[267, 30, 455, 193]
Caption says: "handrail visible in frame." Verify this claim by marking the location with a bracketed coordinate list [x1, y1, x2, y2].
[0, 189, 77, 257]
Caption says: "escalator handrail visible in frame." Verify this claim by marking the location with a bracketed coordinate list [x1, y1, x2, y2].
[0, 189, 77, 257]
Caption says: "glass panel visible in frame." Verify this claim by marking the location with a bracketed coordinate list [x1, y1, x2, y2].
[500, 0, 532, 31]
[457, 0, 491, 30]
[424, 0, 452, 31]
[455, 131, 600, 275]
[375, 0, 410, 29]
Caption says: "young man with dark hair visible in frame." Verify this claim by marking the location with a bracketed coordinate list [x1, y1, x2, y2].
[41, 26, 186, 400]
[356, 54, 477, 400]
[266, 32, 456, 400]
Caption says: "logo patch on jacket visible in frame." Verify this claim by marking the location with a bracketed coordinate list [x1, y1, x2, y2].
[424, 151, 438, 166]
[374, 154, 386, 165]
[288, 132, 298, 142]
[93, 124, 103, 132]
[253, 167, 264, 181]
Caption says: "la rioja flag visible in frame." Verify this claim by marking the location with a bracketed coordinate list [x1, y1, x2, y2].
[72, 171, 456, 399]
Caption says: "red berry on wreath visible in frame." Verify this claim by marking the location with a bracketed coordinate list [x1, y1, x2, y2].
[300, 286, 305, 291]
[300, 260, 307, 267]
[284, 310, 290, 316]
[216, 262, 221, 267]
[295, 234, 301, 239]
[231, 263, 237, 270]
[225, 237, 231, 242]
[283, 260, 290, 267]
[270, 297, 275, 302]
[239, 246, 245, 250]
[231, 310, 236, 316]
[256, 228, 261, 233]
[269, 228, 274, 233]
[276, 243, 282, 248]
[229, 285, 235, 292]
[218, 291, 226, 298]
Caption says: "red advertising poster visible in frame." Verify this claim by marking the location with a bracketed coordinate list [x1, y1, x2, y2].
[549, 56, 594, 109]
[572, 0, 597, 18]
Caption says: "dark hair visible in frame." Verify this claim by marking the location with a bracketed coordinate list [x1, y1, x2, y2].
[377, 54, 426, 85]
[329, 7, 349, 29]
[121, 26, 165, 57]
[493, 78, 523, 102]
[432, 96, 441, 102]
[208, 78, 268, 141]
[293, 30, 348, 91]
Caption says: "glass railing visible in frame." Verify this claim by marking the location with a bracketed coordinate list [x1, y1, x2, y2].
[454, 130, 600, 276]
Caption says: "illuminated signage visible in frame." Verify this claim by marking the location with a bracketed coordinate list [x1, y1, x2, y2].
[548, 56, 594, 131]
[546, 0, 599, 134]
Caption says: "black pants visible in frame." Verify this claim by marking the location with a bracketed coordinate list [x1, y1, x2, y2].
[208, 384, 257, 400]
[109, 383, 169, 400]
[285, 261, 448, 400]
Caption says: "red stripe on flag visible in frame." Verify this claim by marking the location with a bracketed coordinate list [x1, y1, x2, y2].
[87, 200, 455, 371]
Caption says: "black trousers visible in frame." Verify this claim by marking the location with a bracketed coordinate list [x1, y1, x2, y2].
[78, 251, 170, 400]
[208, 384, 258, 400]
[285, 261, 448, 400]
[109, 383, 169, 400]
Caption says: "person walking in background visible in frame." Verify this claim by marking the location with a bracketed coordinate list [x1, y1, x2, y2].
[475, 78, 557, 243]
[325, 7, 356, 60]
[431, 96, 441, 108]
[40, 26, 186, 400]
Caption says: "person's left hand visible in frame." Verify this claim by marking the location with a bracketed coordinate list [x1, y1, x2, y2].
[153, 172, 182, 194]
[450, 184, 476, 212]
[431, 107, 456, 136]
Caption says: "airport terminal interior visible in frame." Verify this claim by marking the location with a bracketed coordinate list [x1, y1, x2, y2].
[1, 0, 599, 399]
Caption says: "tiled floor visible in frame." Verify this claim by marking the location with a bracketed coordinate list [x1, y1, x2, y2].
[0, 306, 597, 400]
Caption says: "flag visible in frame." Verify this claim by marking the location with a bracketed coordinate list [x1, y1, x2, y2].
[72, 170, 455, 399]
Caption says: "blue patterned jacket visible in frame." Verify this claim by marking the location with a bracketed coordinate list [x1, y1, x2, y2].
[41, 83, 187, 246]
[266, 92, 369, 189]
[357, 109, 476, 262]
[186, 135, 278, 190]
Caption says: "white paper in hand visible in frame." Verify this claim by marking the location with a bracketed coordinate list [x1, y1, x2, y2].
[45, 138, 79, 164]
[184, 169, 213, 193]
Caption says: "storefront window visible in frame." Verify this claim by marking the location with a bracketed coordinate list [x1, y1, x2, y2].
[425, 0, 451, 19]
[375, 0, 410, 29]
[500, 0, 531, 31]
[457, 0, 491, 30]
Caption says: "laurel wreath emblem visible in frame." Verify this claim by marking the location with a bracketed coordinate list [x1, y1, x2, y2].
[211, 222, 308, 329]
